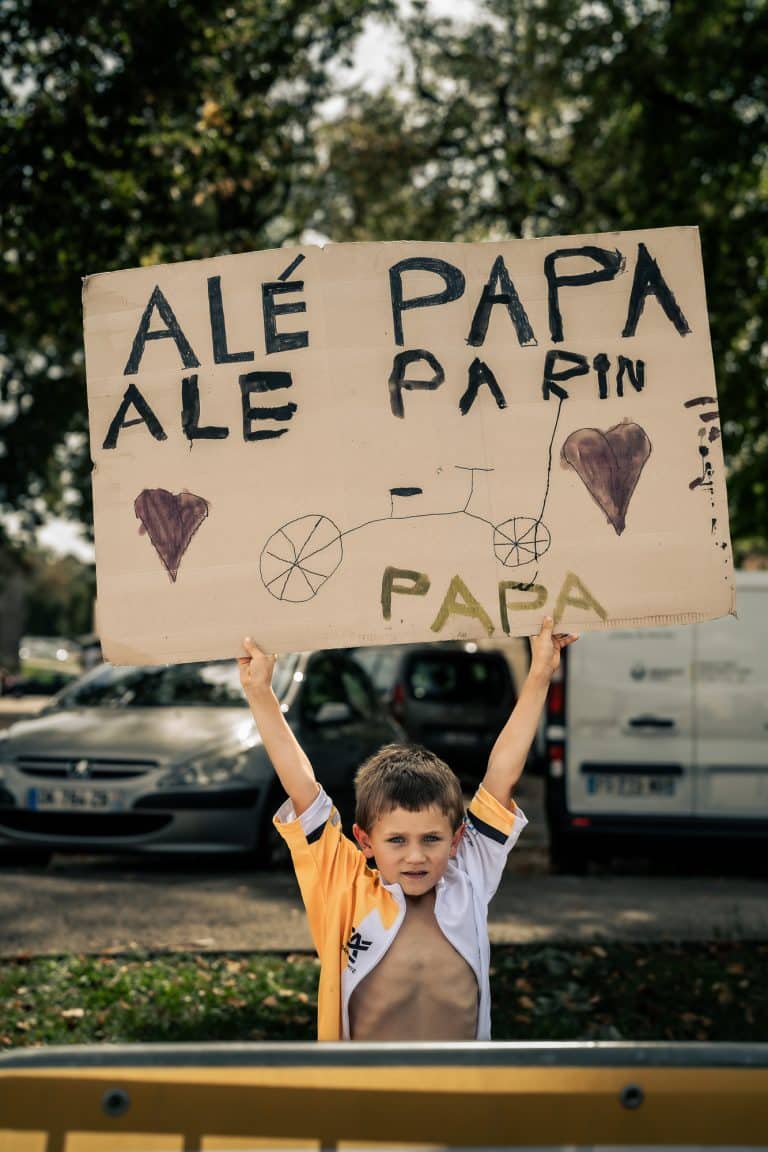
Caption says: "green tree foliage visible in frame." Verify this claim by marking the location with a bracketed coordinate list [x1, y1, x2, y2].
[311, 0, 768, 549]
[3, 0, 766, 551]
[0, 0, 391, 534]
[22, 549, 96, 638]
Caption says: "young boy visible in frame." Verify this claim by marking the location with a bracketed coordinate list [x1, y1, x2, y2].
[238, 618, 576, 1042]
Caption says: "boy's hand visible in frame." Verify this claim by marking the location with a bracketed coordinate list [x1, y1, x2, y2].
[529, 616, 578, 682]
[238, 639, 318, 816]
[238, 638, 277, 699]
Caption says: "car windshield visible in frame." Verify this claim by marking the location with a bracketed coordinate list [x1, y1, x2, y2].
[51, 656, 298, 709]
[406, 653, 509, 706]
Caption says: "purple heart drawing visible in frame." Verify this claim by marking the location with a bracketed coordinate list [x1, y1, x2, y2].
[561, 422, 652, 536]
[134, 489, 209, 581]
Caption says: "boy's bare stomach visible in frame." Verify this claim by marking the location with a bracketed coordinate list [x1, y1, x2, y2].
[349, 892, 478, 1041]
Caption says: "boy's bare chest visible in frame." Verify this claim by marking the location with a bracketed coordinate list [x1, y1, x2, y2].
[348, 894, 478, 1041]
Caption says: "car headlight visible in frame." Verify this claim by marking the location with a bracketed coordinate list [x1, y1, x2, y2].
[156, 750, 253, 789]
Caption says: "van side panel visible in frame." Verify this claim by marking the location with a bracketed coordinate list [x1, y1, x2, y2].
[694, 586, 768, 818]
[566, 630, 695, 816]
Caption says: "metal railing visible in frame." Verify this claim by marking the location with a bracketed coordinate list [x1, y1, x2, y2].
[2, 1041, 767, 1151]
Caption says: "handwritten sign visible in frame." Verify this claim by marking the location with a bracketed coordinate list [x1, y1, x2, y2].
[83, 227, 735, 664]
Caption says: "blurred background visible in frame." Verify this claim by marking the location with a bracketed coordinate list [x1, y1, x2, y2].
[1, 5, 768, 1060]
[1, 0, 766, 686]
[1, 0, 764, 864]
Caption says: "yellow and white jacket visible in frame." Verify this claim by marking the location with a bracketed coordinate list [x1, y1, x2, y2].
[274, 784, 527, 1041]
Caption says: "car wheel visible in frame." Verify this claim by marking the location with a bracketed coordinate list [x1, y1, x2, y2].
[258, 817, 293, 871]
[245, 790, 293, 870]
[0, 848, 52, 867]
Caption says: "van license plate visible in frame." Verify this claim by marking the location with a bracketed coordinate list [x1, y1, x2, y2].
[586, 775, 676, 797]
[27, 787, 125, 812]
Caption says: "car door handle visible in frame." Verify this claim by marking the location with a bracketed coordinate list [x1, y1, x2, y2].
[627, 715, 676, 730]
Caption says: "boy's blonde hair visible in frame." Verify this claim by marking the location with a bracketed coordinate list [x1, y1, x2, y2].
[354, 744, 465, 832]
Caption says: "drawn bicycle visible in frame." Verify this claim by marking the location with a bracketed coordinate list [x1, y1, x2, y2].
[259, 466, 552, 603]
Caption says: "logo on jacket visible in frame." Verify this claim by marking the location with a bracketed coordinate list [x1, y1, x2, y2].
[343, 927, 372, 969]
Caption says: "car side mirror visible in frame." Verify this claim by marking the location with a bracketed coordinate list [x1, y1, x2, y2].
[312, 701, 353, 726]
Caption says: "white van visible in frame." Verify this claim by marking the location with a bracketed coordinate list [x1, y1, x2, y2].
[544, 570, 768, 872]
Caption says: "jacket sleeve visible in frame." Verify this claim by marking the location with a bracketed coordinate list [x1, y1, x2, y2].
[273, 787, 364, 955]
[459, 784, 528, 902]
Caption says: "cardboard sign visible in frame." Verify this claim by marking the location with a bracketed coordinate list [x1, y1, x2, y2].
[83, 227, 735, 664]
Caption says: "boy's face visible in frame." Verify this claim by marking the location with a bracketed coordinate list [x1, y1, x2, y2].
[353, 805, 463, 896]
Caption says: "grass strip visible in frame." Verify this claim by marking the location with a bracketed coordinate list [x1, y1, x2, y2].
[1, 941, 766, 1048]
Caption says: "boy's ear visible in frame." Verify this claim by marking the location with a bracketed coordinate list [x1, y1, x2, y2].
[449, 823, 465, 858]
[353, 823, 375, 858]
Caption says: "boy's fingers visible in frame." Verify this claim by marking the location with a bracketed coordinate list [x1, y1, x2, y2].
[240, 638, 279, 669]
[555, 632, 578, 649]
[241, 636, 267, 658]
[539, 615, 554, 636]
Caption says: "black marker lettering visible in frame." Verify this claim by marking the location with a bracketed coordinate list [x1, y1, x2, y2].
[239, 370, 297, 441]
[103, 383, 167, 448]
[262, 282, 308, 355]
[592, 352, 611, 400]
[542, 350, 589, 400]
[544, 246, 625, 343]
[181, 374, 229, 441]
[389, 258, 465, 347]
[467, 255, 536, 347]
[459, 357, 507, 415]
[277, 254, 305, 282]
[622, 243, 692, 337]
[124, 285, 200, 375]
[616, 355, 645, 396]
[207, 276, 254, 365]
[388, 349, 445, 419]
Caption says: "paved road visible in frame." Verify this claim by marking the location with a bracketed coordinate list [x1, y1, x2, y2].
[3, 854, 768, 957]
[2, 779, 768, 956]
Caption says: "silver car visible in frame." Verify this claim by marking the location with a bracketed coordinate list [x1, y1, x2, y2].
[0, 651, 401, 867]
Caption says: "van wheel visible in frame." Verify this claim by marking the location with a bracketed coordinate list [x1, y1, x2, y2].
[548, 833, 588, 875]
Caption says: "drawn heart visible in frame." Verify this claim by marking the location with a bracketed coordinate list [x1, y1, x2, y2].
[134, 489, 209, 581]
[561, 422, 651, 536]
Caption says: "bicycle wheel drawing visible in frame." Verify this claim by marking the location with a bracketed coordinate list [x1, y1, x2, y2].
[260, 514, 343, 602]
[492, 516, 551, 567]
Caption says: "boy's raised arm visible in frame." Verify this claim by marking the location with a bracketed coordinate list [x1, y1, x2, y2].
[481, 617, 577, 809]
[238, 638, 319, 817]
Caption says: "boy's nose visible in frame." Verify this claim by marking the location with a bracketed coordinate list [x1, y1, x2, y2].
[405, 844, 427, 862]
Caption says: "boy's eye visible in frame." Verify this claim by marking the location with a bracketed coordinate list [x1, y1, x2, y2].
[387, 836, 405, 844]
[424, 835, 441, 843]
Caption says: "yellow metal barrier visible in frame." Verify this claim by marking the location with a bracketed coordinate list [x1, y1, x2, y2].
[1, 1041, 767, 1151]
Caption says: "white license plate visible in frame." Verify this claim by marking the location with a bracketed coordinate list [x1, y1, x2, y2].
[27, 786, 125, 812]
[586, 774, 676, 797]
